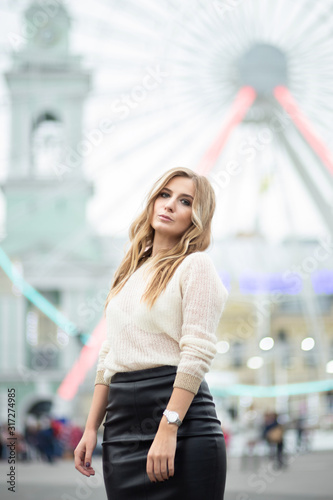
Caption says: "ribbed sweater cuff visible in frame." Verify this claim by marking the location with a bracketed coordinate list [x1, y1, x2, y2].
[173, 371, 203, 395]
[94, 370, 110, 386]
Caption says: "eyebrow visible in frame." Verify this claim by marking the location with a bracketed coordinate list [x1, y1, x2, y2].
[162, 187, 194, 200]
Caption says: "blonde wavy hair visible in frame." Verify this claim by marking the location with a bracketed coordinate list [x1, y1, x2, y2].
[104, 167, 216, 313]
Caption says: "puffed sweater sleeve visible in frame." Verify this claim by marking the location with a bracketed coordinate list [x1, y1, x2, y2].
[94, 339, 111, 386]
[173, 252, 229, 395]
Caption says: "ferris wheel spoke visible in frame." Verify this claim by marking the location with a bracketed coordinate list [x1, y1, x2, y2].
[239, 1, 258, 41]
[73, 12, 164, 46]
[169, 7, 218, 48]
[109, 100, 214, 163]
[278, 4, 315, 47]
[280, 15, 316, 49]
[196, 86, 256, 175]
[289, 27, 333, 56]
[190, 1, 226, 36]
[102, 86, 215, 130]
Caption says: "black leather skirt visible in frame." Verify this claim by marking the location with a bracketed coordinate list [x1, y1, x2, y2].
[102, 365, 227, 500]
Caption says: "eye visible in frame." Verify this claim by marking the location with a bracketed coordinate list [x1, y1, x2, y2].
[160, 192, 191, 206]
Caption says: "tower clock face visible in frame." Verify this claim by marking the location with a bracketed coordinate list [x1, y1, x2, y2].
[37, 27, 60, 47]
[31, 19, 66, 48]
[24, 3, 69, 49]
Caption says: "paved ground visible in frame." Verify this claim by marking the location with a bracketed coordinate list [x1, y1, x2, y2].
[0, 450, 332, 500]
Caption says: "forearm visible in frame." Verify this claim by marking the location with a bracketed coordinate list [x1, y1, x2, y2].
[85, 384, 109, 432]
[158, 387, 195, 432]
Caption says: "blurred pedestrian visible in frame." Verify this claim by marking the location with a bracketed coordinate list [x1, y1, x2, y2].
[263, 411, 286, 469]
[36, 415, 57, 463]
[24, 415, 40, 460]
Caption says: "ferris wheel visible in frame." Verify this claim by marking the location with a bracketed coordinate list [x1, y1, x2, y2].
[58, 0, 333, 243]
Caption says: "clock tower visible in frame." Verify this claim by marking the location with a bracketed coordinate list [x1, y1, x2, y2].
[2, 0, 98, 258]
[0, 1, 115, 428]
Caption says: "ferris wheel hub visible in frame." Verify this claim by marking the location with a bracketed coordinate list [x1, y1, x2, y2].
[238, 43, 288, 95]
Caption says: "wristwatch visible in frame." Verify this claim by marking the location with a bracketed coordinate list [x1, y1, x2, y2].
[163, 409, 182, 427]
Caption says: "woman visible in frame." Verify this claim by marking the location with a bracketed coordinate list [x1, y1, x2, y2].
[74, 167, 229, 499]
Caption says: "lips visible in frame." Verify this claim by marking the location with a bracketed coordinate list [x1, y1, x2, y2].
[159, 214, 173, 221]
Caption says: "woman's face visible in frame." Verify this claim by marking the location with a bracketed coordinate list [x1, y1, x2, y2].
[151, 176, 195, 239]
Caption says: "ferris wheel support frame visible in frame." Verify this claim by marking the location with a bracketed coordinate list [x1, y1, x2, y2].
[274, 86, 333, 178]
[196, 83, 333, 237]
[278, 131, 333, 238]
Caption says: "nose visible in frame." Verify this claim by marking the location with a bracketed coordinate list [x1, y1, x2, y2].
[164, 197, 175, 211]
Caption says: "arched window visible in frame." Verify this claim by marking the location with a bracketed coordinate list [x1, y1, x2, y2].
[31, 112, 64, 177]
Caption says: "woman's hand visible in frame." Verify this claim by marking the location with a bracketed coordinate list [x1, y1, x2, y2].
[74, 429, 98, 477]
[146, 419, 178, 482]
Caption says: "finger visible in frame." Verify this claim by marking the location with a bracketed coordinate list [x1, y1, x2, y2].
[75, 457, 95, 477]
[75, 462, 95, 476]
[160, 458, 169, 481]
[75, 461, 96, 477]
[84, 451, 93, 470]
[167, 456, 175, 478]
[146, 456, 157, 483]
[153, 459, 164, 482]
[81, 452, 95, 476]
[74, 449, 95, 477]
[84, 463, 95, 473]
[74, 448, 85, 469]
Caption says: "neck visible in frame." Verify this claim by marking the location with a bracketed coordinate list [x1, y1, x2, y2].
[151, 232, 179, 258]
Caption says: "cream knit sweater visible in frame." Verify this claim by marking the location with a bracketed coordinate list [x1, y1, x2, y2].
[94, 251, 229, 395]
